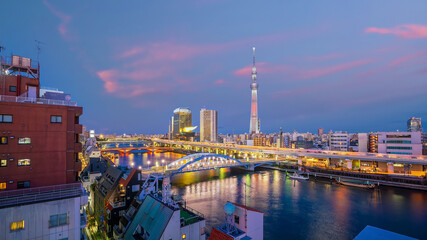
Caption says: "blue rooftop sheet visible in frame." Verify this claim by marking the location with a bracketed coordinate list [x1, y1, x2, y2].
[354, 225, 417, 240]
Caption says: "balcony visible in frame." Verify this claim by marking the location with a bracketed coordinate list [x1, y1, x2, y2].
[109, 199, 126, 209]
[0, 183, 85, 208]
[0, 94, 77, 107]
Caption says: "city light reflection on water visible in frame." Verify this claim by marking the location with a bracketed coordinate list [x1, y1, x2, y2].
[120, 152, 427, 239]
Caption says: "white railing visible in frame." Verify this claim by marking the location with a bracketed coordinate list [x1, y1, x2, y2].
[0, 183, 84, 208]
[0, 95, 77, 107]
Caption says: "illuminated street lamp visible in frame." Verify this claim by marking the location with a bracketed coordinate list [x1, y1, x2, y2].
[147, 161, 151, 165]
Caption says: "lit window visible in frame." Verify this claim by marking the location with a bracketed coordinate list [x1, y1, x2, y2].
[1, 159, 7, 167]
[50, 115, 62, 123]
[18, 159, 30, 166]
[10, 220, 24, 231]
[0, 182, 6, 190]
[182, 234, 186, 239]
[18, 138, 31, 144]
[49, 213, 68, 228]
[0, 115, 13, 123]
[0, 137, 7, 144]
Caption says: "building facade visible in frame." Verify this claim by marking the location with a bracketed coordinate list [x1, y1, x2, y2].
[329, 131, 349, 151]
[200, 108, 217, 142]
[0, 53, 87, 239]
[407, 117, 422, 132]
[377, 132, 422, 156]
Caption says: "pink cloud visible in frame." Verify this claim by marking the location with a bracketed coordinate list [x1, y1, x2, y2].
[365, 24, 427, 39]
[272, 84, 327, 99]
[388, 51, 427, 66]
[233, 62, 291, 77]
[296, 59, 373, 79]
[43, 0, 75, 41]
[306, 53, 342, 61]
[214, 79, 225, 85]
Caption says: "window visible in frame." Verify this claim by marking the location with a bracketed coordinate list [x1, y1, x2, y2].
[9, 86, 17, 92]
[1, 137, 7, 144]
[0, 114, 13, 123]
[387, 140, 411, 144]
[10, 220, 24, 231]
[50, 115, 62, 123]
[49, 213, 69, 228]
[0, 182, 6, 190]
[234, 215, 240, 224]
[1, 159, 7, 167]
[387, 146, 412, 150]
[18, 138, 31, 144]
[18, 159, 30, 166]
[17, 181, 30, 189]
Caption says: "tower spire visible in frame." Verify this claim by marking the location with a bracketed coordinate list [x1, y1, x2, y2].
[253, 47, 256, 67]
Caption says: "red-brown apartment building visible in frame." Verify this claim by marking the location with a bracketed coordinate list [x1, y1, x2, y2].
[0, 54, 87, 239]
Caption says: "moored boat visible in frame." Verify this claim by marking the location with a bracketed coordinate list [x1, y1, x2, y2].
[288, 173, 309, 180]
[337, 178, 376, 189]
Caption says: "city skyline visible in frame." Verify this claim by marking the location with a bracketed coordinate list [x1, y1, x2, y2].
[1, 1, 426, 134]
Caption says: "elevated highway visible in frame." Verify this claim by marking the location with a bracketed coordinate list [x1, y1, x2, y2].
[152, 139, 427, 166]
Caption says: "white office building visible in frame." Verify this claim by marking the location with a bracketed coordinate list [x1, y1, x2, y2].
[200, 108, 217, 142]
[377, 132, 422, 155]
[0, 184, 88, 240]
[329, 131, 349, 151]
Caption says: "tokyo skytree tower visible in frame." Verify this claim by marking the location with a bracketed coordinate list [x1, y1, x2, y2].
[249, 47, 260, 134]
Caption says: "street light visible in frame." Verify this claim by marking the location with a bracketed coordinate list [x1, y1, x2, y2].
[147, 161, 151, 165]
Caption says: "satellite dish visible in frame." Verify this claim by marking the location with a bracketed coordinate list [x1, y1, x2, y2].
[223, 202, 235, 215]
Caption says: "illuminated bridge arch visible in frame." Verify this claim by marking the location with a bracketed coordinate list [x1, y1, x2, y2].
[168, 153, 246, 172]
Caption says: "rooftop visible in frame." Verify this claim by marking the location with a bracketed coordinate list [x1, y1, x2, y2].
[0, 183, 85, 208]
[354, 225, 417, 240]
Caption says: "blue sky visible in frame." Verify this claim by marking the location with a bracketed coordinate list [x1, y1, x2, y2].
[1, 1, 426, 134]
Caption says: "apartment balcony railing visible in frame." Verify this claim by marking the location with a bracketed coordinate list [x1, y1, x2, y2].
[0, 95, 77, 107]
[109, 199, 126, 209]
[0, 183, 85, 208]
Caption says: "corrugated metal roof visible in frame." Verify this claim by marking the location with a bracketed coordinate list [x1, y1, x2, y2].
[124, 195, 174, 240]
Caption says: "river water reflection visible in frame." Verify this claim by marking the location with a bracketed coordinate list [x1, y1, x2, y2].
[118, 152, 427, 239]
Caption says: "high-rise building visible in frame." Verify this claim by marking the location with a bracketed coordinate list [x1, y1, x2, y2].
[407, 117, 422, 132]
[249, 47, 260, 135]
[168, 116, 174, 139]
[0, 53, 87, 239]
[318, 128, 324, 136]
[171, 107, 197, 140]
[200, 108, 217, 142]
[173, 107, 192, 136]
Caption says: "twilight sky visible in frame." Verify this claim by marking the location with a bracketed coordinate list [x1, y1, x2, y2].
[1, 1, 426, 134]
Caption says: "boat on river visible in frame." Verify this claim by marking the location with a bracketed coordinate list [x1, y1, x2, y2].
[288, 173, 309, 180]
[337, 178, 376, 189]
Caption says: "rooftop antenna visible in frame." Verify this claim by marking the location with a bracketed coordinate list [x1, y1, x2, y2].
[35, 40, 45, 63]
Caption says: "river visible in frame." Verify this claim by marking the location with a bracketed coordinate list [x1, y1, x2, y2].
[113, 151, 427, 239]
